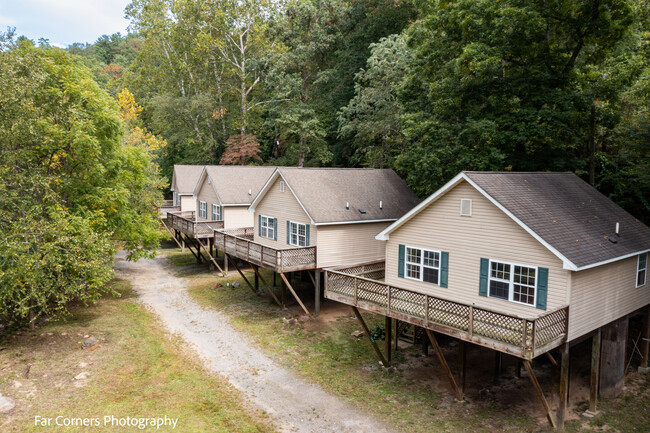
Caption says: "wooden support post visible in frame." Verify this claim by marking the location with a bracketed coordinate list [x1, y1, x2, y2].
[493, 351, 502, 382]
[226, 254, 257, 296]
[425, 329, 463, 401]
[557, 343, 570, 430]
[516, 360, 522, 378]
[394, 319, 399, 352]
[459, 340, 466, 395]
[161, 219, 184, 250]
[522, 360, 556, 429]
[640, 306, 650, 374]
[546, 351, 558, 367]
[281, 275, 286, 308]
[279, 272, 311, 317]
[588, 328, 602, 414]
[314, 270, 321, 317]
[254, 265, 259, 292]
[273, 272, 277, 287]
[196, 239, 225, 275]
[251, 266, 282, 307]
[385, 316, 392, 367]
[352, 307, 388, 367]
[224, 251, 228, 273]
[422, 328, 429, 356]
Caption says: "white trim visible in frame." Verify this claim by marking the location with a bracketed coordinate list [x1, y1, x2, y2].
[375, 172, 579, 270]
[259, 215, 275, 240]
[192, 167, 224, 205]
[488, 259, 538, 307]
[288, 220, 307, 247]
[248, 169, 316, 224]
[314, 218, 398, 226]
[376, 173, 466, 241]
[575, 248, 650, 271]
[403, 245, 441, 286]
[637, 253, 648, 288]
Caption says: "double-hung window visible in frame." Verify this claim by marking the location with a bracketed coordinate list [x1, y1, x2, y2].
[405, 246, 440, 284]
[638, 253, 648, 288]
[489, 260, 536, 306]
[211, 204, 222, 221]
[198, 201, 207, 219]
[288, 221, 307, 247]
[260, 216, 275, 239]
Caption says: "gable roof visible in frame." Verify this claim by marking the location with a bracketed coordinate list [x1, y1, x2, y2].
[250, 167, 420, 225]
[376, 171, 650, 271]
[195, 166, 277, 205]
[172, 165, 205, 195]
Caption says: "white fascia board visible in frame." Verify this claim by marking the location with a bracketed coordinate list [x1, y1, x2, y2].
[222, 203, 251, 207]
[248, 169, 316, 225]
[375, 172, 467, 241]
[314, 218, 398, 226]
[574, 248, 650, 271]
[462, 174, 578, 271]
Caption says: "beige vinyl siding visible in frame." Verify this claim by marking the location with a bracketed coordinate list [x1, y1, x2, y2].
[317, 222, 390, 268]
[385, 180, 568, 318]
[195, 176, 221, 215]
[224, 206, 253, 229]
[180, 195, 197, 213]
[568, 256, 649, 341]
[253, 177, 317, 248]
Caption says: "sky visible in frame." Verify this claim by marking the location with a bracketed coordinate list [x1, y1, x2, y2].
[0, 0, 131, 48]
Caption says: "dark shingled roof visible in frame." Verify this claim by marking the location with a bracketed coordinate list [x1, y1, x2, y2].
[172, 165, 205, 194]
[464, 171, 650, 269]
[277, 168, 420, 224]
[203, 166, 277, 205]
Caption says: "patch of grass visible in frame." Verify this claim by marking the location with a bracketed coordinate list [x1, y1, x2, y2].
[180, 254, 541, 433]
[0, 278, 274, 433]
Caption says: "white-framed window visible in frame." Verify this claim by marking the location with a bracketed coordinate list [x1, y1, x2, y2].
[289, 221, 307, 247]
[280, 181, 285, 192]
[211, 204, 222, 221]
[198, 201, 207, 219]
[489, 260, 537, 306]
[173, 192, 179, 206]
[260, 215, 275, 239]
[638, 253, 648, 288]
[405, 246, 440, 284]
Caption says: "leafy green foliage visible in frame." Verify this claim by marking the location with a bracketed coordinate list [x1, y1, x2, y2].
[0, 38, 163, 328]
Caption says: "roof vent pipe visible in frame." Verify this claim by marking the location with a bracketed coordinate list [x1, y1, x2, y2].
[248, 189, 252, 195]
[616, 222, 619, 235]
[346, 202, 349, 210]
[380, 200, 383, 209]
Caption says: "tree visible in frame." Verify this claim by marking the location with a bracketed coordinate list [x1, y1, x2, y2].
[338, 33, 409, 168]
[0, 38, 163, 329]
[220, 134, 263, 164]
[398, 0, 635, 196]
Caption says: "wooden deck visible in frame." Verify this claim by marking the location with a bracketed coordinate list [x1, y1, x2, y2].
[167, 211, 224, 238]
[214, 228, 317, 273]
[159, 200, 180, 218]
[325, 262, 568, 360]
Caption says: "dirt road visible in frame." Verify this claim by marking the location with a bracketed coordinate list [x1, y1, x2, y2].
[115, 252, 395, 433]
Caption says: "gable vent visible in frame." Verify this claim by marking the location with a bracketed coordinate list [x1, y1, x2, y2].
[460, 199, 472, 216]
[280, 181, 285, 192]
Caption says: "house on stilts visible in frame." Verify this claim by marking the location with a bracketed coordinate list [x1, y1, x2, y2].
[324, 171, 650, 429]
[212, 167, 421, 317]
[159, 165, 205, 217]
[163, 165, 275, 264]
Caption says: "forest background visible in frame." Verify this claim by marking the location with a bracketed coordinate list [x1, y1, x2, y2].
[0, 0, 648, 327]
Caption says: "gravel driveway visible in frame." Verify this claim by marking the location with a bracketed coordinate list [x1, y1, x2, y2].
[115, 252, 395, 433]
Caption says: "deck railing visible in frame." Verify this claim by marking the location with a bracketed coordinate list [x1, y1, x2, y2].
[167, 211, 224, 238]
[159, 200, 181, 218]
[214, 229, 317, 272]
[325, 264, 568, 359]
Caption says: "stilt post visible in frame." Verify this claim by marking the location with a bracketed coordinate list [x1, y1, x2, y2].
[639, 306, 650, 373]
[459, 340, 466, 395]
[522, 360, 556, 429]
[279, 272, 311, 317]
[352, 307, 388, 367]
[425, 329, 463, 401]
[557, 343, 570, 429]
[314, 270, 321, 317]
[493, 351, 502, 382]
[385, 316, 392, 367]
[588, 328, 602, 414]
[226, 254, 257, 296]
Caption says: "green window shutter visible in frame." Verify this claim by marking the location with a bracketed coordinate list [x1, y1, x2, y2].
[440, 252, 449, 288]
[305, 224, 310, 246]
[258, 215, 262, 237]
[536, 267, 548, 310]
[398, 245, 405, 278]
[286, 220, 291, 244]
[479, 258, 489, 297]
[273, 218, 277, 241]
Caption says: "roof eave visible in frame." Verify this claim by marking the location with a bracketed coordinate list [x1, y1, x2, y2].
[248, 169, 316, 225]
[573, 248, 650, 272]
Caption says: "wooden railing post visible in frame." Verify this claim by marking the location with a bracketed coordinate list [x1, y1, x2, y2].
[424, 293, 429, 327]
[354, 276, 358, 305]
[468, 306, 474, 338]
[387, 286, 392, 315]
[521, 318, 528, 355]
